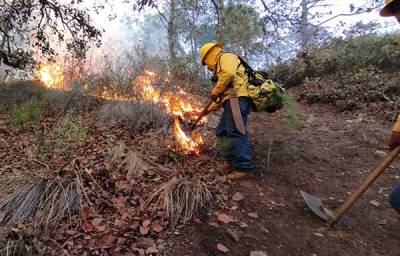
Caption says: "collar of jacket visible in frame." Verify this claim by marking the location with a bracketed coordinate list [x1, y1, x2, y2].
[205, 48, 223, 72]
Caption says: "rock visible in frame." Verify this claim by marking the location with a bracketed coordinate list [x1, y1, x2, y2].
[217, 213, 233, 224]
[250, 251, 268, 256]
[232, 192, 244, 201]
[313, 232, 324, 237]
[369, 200, 381, 207]
[248, 212, 259, 218]
[217, 243, 229, 253]
[375, 150, 387, 158]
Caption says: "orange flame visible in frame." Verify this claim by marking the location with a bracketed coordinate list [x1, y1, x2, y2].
[173, 117, 203, 156]
[35, 62, 65, 89]
[35, 63, 205, 155]
[136, 72, 205, 155]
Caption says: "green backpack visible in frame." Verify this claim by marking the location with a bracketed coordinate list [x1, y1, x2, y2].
[236, 56, 285, 113]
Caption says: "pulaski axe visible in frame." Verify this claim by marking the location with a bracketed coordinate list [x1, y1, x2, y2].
[301, 146, 400, 226]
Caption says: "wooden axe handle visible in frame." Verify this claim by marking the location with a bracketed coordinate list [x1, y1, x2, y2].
[333, 146, 400, 222]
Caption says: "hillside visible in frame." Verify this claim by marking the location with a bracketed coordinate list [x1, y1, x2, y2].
[1, 66, 399, 255]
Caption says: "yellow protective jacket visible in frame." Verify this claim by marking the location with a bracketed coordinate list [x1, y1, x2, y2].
[204, 48, 250, 112]
[393, 114, 400, 132]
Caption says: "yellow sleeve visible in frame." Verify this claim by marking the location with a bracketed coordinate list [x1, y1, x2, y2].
[211, 53, 239, 96]
[393, 114, 400, 132]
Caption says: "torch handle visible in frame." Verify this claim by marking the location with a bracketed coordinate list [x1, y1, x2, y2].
[190, 99, 215, 131]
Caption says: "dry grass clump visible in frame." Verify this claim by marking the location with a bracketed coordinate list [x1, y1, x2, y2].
[125, 150, 149, 178]
[98, 101, 171, 134]
[0, 81, 44, 111]
[0, 239, 30, 256]
[0, 176, 82, 229]
[146, 175, 223, 226]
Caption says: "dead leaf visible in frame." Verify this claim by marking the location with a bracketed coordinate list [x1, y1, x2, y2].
[232, 192, 244, 201]
[239, 222, 248, 228]
[145, 246, 159, 254]
[248, 212, 259, 218]
[151, 222, 163, 233]
[217, 213, 232, 224]
[250, 251, 268, 256]
[82, 206, 91, 220]
[112, 196, 126, 210]
[96, 225, 106, 232]
[217, 243, 229, 253]
[131, 247, 145, 256]
[92, 217, 102, 226]
[194, 217, 203, 224]
[226, 228, 240, 242]
[82, 221, 93, 233]
[140, 226, 149, 235]
[114, 218, 126, 228]
[217, 175, 227, 183]
[65, 229, 78, 235]
[102, 234, 116, 247]
[229, 205, 239, 211]
[142, 219, 151, 228]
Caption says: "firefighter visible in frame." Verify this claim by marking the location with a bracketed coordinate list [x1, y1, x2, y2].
[199, 42, 253, 180]
[380, 0, 400, 214]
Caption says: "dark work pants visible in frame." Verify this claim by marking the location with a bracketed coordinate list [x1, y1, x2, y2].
[389, 184, 400, 215]
[215, 97, 253, 172]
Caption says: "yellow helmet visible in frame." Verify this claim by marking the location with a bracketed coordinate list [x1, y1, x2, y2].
[199, 42, 223, 65]
[380, 0, 399, 17]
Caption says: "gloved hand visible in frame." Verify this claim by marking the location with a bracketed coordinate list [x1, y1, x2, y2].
[207, 101, 223, 112]
[210, 93, 219, 101]
[389, 131, 400, 150]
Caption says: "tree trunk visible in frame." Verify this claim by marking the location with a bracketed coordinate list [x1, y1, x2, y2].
[168, 0, 177, 63]
[212, 0, 224, 42]
[299, 0, 309, 54]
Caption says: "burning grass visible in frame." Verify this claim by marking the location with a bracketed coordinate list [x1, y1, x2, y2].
[0, 175, 82, 229]
[146, 174, 224, 226]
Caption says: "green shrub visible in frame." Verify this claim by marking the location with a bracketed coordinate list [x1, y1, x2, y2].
[268, 59, 307, 87]
[10, 100, 42, 127]
[217, 137, 234, 152]
[268, 34, 400, 86]
[284, 111, 301, 129]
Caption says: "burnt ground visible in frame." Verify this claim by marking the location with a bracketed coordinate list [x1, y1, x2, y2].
[166, 101, 400, 256]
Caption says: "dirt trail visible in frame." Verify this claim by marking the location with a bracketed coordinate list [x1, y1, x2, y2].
[166, 102, 400, 256]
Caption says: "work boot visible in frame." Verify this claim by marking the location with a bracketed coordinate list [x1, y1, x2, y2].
[216, 162, 232, 175]
[226, 171, 248, 180]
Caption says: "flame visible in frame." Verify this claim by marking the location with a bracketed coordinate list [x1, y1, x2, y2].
[36, 62, 65, 89]
[173, 117, 203, 156]
[35, 63, 205, 155]
[136, 72, 205, 155]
